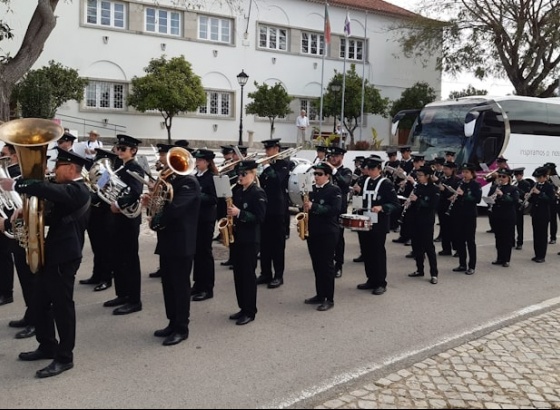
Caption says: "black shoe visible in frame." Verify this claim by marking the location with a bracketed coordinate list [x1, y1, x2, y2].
[192, 292, 213, 302]
[335, 268, 343, 278]
[466, 268, 475, 275]
[0, 295, 14, 306]
[372, 287, 386, 295]
[256, 275, 272, 285]
[94, 282, 112, 292]
[317, 301, 334, 312]
[502, 262, 510, 268]
[113, 302, 142, 316]
[162, 332, 188, 346]
[405, 252, 415, 258]
[353, 255, 364, 263]
[15, 326, 36, 340]
[433, 236, 441, 243]
[304, 296, 324, 305]
[515, 245, 523, 250]
[430, 276, 438, 285]
[533, 258, 545, 263]
[550, 239, 557, 245]
[235, 315, 254, 326]
[486, 229, 494, 233]
[453, 252, 459, 257]
[392, 237, 406, 243]
[36, 361, 74, 379]
[404, 240, 412, 246]
[220, 260, 233, 266]
[267, 278, 284, 289]
[453, 266, 467, 272]
[19, 349, 54, 362]
[357, 282, 374, 290]
[229, 265, 234, 270]
[154, 326, 174, 338]
[229, 311, 243, 320]
[103, 297, 128, 308]
[491, 260, 504, 265]
[79, 277, 100, 285]
[149, 270, 162, 279]
[9, 319, 28, 329]
[408, 271, 424, 277]
[438, 251, 452, 256]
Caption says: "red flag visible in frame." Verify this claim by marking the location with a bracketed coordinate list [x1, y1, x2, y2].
[324, 3, 331, 45]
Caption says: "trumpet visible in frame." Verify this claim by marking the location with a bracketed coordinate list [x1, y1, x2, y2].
[257, 146, 302, 166]
[484, 169, 499, 180]
[385, 165, 407, 180]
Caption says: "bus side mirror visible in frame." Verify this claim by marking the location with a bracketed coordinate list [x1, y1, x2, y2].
[464, 112, 480, 138]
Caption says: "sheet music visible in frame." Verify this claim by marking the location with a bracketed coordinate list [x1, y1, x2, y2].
[482, 196, 495, 205]
[213, 175, 233, 198]
[550, 175, 560, 188]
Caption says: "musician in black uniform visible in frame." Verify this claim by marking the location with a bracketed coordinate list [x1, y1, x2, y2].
[327, 147, 352, 278]
[512, 168, 532, 250]
[485, 156, 510, 233]
[432, 157, 445, 242]
[103, 135, 145, 315]
[527, 167, 555, 263]
[257, 139, 290, 288]
[543, 163, 559, 245]
[384, 148, 401, 232]
[393, 147, 416, 244]
[399, 145, 414, 175]
[56, 132, 76, 152]
[354, 156, 400, 294]
[352, 159, 369, 263]
[407, 166, 440, 284]
[217, 145, 235, 262]
[192, 149, 218, 301]
[0, 148, 91, 378]
[397, 154, 424, 249]
[489, 169, 519, 267]
[444, 151, 456, 164]
[303, 162, 342, 311]
[313, 145, 328, 165]
[438, 162, 460, 256]
[452, 163, 482, 275]
[143, 148, 201, 346]
[227, 160, 267, 325]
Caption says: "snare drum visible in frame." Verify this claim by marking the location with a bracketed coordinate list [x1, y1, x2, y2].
[339, 214, 371, 231]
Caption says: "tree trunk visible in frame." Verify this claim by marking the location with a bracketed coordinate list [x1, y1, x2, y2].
[166, 116, 173, 144]
[0, 0, 59, 122]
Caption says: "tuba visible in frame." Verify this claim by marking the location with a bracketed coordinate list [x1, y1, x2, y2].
[0, 118, 63, 274]
[96, 160, 144, 219]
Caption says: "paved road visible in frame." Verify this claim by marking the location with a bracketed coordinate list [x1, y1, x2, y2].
[1, 213, 559, 408]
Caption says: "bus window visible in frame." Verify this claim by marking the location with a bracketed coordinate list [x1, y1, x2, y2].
[499, 100, 549, 135]
[546, 103, 560, 136]
[471, 110, 505, 167]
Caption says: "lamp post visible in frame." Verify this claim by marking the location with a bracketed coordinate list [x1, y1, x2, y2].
[330, 84, 341, 134]
[237, 69, 249, 146]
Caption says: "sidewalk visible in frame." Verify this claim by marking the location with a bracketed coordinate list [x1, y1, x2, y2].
[314, 308, 560, 409]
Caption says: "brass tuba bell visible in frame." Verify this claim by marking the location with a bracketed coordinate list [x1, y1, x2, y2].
[0, 118, 64, 273]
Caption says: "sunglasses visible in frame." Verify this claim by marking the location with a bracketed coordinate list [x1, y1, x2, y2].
[314, 172, 326, 177]
[116, 146, 129, 152]
[238, 171, 248, 177]
[498, 175, 509, 178]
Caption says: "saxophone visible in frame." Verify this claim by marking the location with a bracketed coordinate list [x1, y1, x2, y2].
[296, 193, 309, 240]
[218, 197, 235, 247]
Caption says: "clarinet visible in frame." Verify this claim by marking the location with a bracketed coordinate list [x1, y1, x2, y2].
[398, 184, 417, 224]
[445, 182, 463, 216]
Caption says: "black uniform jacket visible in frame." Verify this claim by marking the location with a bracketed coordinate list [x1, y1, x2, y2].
[232, 183, 267, 244]
[528, 181, 555, 218]
[12, 179, 90, 266]
[454, 179, 482, 217]
[358, 176, 401, 232]
[410, 183, 440, 225]
[259, 159, 289, 215]
[115, 160, 144, 211]
[331, 165, 352, 214]
[196, 170, 217, 223]
[155, 175, 201, 258]
[490, 184, 519, 218]
[308, 182, 342, 235]
[439, 175, 461, 211]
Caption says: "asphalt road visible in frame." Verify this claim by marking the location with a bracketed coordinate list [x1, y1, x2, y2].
[1, 212, 560, 408]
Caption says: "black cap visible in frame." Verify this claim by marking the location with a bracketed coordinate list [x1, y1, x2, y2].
[543, 162, 556, 169]
[312, 162, 333, 175]
[496, 156, 508, 163]
[417, 166, 434, 176]
[156, 144, 174, 154]
[329, 147, 347, 156]
[94, 148, 118, 161]
[262, 138, 282, 149]
[59, 133, 76, 143]
[511, 167, 525, 175]
[235, 145, 248, 155]
[354, 156, 365, 162]
[497, 168, 513, 177]
[445, 151, 456, 157]
[236, 160, 258, 172]
[425, 160, 435, 167]
[412, 154, 425, 162]
[443, 161, 457, 169]
[55, 147, 91, 168]
[193, 149, 216, 161]
[221, 145, 234, 155]
[460, 163, 477, 173]
[315, 145, 328, 153]
[434, 157, 445, 165]
[175, 140, 189, 148]
[386, 148, 398, 156]
[399, 145, 411, 152]
[116, 134, 142, 147]
[363, 156, 383, 169]
[533, 166, 549, 178]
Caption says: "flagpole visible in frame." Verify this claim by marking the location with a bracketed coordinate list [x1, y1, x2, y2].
[359, 11, 368, 142]
[319, 0, 329, 145]
[340, 9, 349, 148]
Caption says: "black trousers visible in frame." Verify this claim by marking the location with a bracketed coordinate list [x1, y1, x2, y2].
[439, 210, 453, 253]
[34, 259, 81, 364]
[113, 217, 141, 303]
[260, 214, 286, 280]
[360, 228, 388, 288]
[0, 234, 14, 297]
[231, 242, 258, 317]
[307, 234, 337, 301]
[12, 242, 35, 324]
[515, 209, 524, 247]
[492, 215, 515, 263]
[453, 214, 477, 270]
[550, 201, 558, 241]
[87, 206, 113, 283]
[532, 215, 549, 260]
[412, 224, 438, 276]
[399, 211, 412, 241]
[161, 255, 192, 334]
[193, 220, 215, 294]
[334, 226, 345, 269]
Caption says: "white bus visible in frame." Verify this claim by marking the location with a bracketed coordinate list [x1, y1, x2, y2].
[391, 96, 560, 198]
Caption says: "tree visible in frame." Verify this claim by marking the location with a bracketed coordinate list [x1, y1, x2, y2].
[12, 60, 88, 118]
[448, 85, 487, 100]
[245, 82, 293, 139]
[389, 81, 437, 131]
[321, 64, 390, 148]
[396, 0, 560, 97]
[127, 55, 206, 144]
[0, 0, 61, 121]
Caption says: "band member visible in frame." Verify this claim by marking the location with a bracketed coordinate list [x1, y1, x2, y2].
[512, 168, 532, 250]
[543, 162, 559, 245]
[433, 157, 445, 180]
[354, 156, 400, 294]
[438, 162, 460, 256]
[353, 159, 369, 263]
[528, 167, 555, 263]
[79, 148, 118, 292]
[385, 148, 400, 172]
[142, 147, 201, 346]
[451, 163, 482, 275]
[217, 145, 235, 251]
[407, 166, 440, 284]
[191, 149, 218, 301]
[384, 148, 401, 232]
[303, 162, 342, 310]
[103, 135, 144, 315]
[227, 160, 267, 325]
[0, 143, 36, 340]
[444, 151, 456, 164]
[257, 139, 289, 288]
[485, 156, 510, 233]
[56, 132, 76, 152]
[489, 169, 519, 267]
[313, 145, 328, 165]
[327, 147, 352, 278]
[353, 156, 365, 179]
[399, 145, 414, 175]
[394, 154, 424, 247]
[0, 148, 91, 378]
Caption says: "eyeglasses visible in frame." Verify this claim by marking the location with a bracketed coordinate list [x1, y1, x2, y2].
[314, 172, 325, 177]
[116, 146, 129, 152]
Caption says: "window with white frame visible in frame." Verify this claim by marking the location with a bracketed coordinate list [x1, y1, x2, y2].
[198, 91, 232, 116]
[86, 81, 127, 110]
[198, 16, 232, 44]
[340, 38, 364, 61]
[300, 99, 318, 121]
[145, 8, 181, 36]
[301, 32, 325, 56]
[259, 25, 288, 51]
[86, 0, 126, 29]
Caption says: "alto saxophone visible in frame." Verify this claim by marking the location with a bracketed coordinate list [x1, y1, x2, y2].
[218, 197, 235, 247]
[296, 193, 309, 240]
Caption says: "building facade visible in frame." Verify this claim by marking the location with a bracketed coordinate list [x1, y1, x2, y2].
[2, 0, 441, 146]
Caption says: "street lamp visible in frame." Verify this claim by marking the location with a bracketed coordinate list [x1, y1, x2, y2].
[330, 84, 341, 133]
[237, 69, 249, 146]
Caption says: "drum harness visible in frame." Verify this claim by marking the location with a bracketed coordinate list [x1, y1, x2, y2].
[361, 176, 388, 225]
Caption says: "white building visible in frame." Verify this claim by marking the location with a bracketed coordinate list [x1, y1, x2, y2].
[2, 0, 441, 147]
